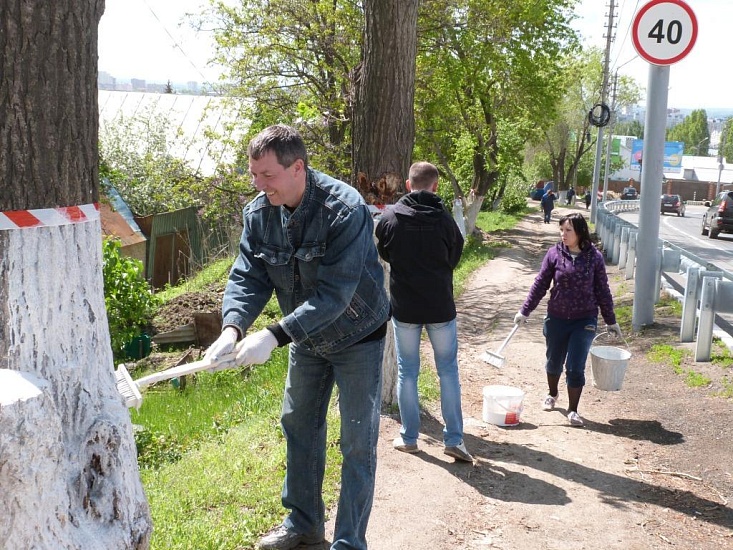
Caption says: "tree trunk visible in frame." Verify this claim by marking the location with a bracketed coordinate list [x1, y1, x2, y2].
[352, 0, 417, 205]
[352, 0, 418, 405]
[0, 2, 152, 548]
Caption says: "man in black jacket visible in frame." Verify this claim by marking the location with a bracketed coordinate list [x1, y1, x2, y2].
[375, 161, 472, 462]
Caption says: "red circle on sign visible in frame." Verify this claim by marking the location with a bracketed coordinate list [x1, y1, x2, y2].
[632, 0, 697, 65]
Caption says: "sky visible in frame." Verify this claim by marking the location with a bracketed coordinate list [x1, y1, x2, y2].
[572, 0, 730, 110]
[98, 0, 728, 109]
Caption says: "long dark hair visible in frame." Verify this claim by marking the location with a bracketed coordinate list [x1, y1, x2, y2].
[559, 212, 592, 250]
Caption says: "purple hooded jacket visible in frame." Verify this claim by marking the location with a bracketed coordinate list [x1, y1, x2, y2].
[520, 242, 616, 325]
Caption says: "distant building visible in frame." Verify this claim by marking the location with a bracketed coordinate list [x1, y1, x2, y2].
[98, 71, 116, 91]
[186, 81, 200, 93]
[130, 78, 147, 92]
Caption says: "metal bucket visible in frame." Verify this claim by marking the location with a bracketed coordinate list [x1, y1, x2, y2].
[590, 334, 631, 391]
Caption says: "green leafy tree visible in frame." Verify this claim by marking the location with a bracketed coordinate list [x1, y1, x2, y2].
[667, 109, 710, 156]
[614, 119, 644, 139]
[536, 49, 641, 192]
[720, 118, 733, 163]
[413, 0, 579, 235]
[209, 0, 362, 179]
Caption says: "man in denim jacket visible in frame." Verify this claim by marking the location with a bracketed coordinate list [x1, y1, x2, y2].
[205, 125, 389, 550]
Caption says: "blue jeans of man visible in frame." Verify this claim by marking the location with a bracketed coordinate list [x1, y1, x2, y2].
[543, 315, 597, 387]
[280, 337, 384, 550]
[392, 318, 464, 447]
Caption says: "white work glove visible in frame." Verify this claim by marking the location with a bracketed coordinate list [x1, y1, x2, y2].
[514, 312, 528, 325]
[204, 326, 239, 363]
[234, 328, 278, 366]
[607, 323, 622, 339]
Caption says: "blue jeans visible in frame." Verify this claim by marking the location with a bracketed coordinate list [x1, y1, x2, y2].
[542, 316, 597, 387]
[280, 337, 384, 550]
[392, 318, 464, 447]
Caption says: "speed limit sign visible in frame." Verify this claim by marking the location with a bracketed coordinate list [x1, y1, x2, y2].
[632, 0, 697, 65]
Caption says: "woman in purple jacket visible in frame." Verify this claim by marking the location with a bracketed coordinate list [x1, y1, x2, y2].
[514, 213, 622, 426]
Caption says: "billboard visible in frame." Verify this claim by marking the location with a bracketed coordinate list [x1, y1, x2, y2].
[630, 140, 684, 173]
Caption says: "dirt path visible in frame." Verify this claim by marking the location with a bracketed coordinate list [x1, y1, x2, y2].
[323, 206, 733, 549]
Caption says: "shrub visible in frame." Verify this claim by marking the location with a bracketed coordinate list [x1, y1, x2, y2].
[102, 239, 160, 357]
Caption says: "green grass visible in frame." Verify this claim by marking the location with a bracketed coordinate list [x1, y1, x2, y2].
[647, 344, 710, 387]
[156, 257, 234, 302]
[134, 207, 527, 548]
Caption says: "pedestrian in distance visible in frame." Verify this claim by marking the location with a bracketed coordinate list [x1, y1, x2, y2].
[566, 186, 575, 206]
[204, 124, 389, 550]
[375, 161, 473, 463]
[513, 212, 621, 427]
[540, 189, 557, 223]
[584, 189, 591, 210]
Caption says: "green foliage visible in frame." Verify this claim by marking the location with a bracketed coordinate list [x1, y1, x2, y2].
[102, 239, 159, 357]
[100, 108, 201, 216]
[500, 173, 534, 213]
[209, 0, 362, 179]
[415, 0, 579, 205]
[666, 109, 710, 156]
[615, 120, 644, 139]
[721, 118, 733, 164]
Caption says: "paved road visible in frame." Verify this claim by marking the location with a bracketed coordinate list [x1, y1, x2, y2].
[619, 204, 733, 273]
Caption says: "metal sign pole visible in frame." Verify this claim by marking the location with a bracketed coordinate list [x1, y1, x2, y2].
[632, 64, 669, 330]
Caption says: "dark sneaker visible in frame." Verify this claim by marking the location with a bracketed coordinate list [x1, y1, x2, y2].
[257, 524, 325, 550]
[393, 437, 419, 454]
[444, 441, 473, 462]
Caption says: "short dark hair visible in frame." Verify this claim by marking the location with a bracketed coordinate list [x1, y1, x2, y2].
[408, 161, 439, 190]
[247, 124, 308, 170]
[559, 212, 592, 249]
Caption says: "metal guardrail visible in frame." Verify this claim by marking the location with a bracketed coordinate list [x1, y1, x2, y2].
[596, 199, 733, 361]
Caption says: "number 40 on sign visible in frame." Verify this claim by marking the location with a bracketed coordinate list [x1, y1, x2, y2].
[632, 0, 697, 66]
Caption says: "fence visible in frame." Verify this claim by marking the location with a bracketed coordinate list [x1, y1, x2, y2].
[596, 199, 733, 361]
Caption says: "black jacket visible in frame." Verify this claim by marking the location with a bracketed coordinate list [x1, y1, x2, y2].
[375, 191, 464, 323]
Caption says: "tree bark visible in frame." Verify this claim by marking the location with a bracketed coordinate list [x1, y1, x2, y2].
[0, 1, 152, 547]
[352, 0, 418, 406]
[352, 0, 418, 205]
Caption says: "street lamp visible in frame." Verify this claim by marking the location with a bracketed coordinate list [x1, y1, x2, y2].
[693, 136, 709, 156]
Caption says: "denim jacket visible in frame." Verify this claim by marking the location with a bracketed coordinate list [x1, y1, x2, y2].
[222, 168, 389, 354]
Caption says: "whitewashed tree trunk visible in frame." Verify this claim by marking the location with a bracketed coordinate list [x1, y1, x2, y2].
[0, 222, 151, 549]
[463, 192, 486, 237]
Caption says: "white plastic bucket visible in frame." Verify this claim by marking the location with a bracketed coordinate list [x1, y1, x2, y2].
[590, 345, 631, 391]
[482, 385, 524, 426]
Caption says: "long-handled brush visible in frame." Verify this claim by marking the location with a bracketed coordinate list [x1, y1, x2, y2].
[115, 352, 237, 409]
[480, 323, 520, 368]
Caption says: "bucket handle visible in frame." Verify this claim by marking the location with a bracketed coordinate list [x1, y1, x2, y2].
[489, 394, 524, 413]
[591, 331, 629, 350]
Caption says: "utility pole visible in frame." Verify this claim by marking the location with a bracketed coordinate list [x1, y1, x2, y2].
[602, 72, 619, 202]
[590, 0, 615, 224]
[716, 133, 726, 196]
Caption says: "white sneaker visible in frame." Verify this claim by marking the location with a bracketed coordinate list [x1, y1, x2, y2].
[567, 411, 584, 426]
[542, 395, 557, 411]
[444, 441, 473, 462]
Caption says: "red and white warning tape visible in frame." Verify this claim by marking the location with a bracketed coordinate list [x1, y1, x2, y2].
[0, 203, 99, 231]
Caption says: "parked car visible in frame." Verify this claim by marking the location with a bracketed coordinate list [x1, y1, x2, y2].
[660, 194, 685, 216]
[701, 191, 733, 239]
[620, 186, 638, 200]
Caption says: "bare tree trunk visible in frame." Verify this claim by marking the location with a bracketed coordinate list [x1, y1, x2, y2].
[0, 1, 152, 547]
[352, 0, 418, 406]
[352, 0, 418, 206]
